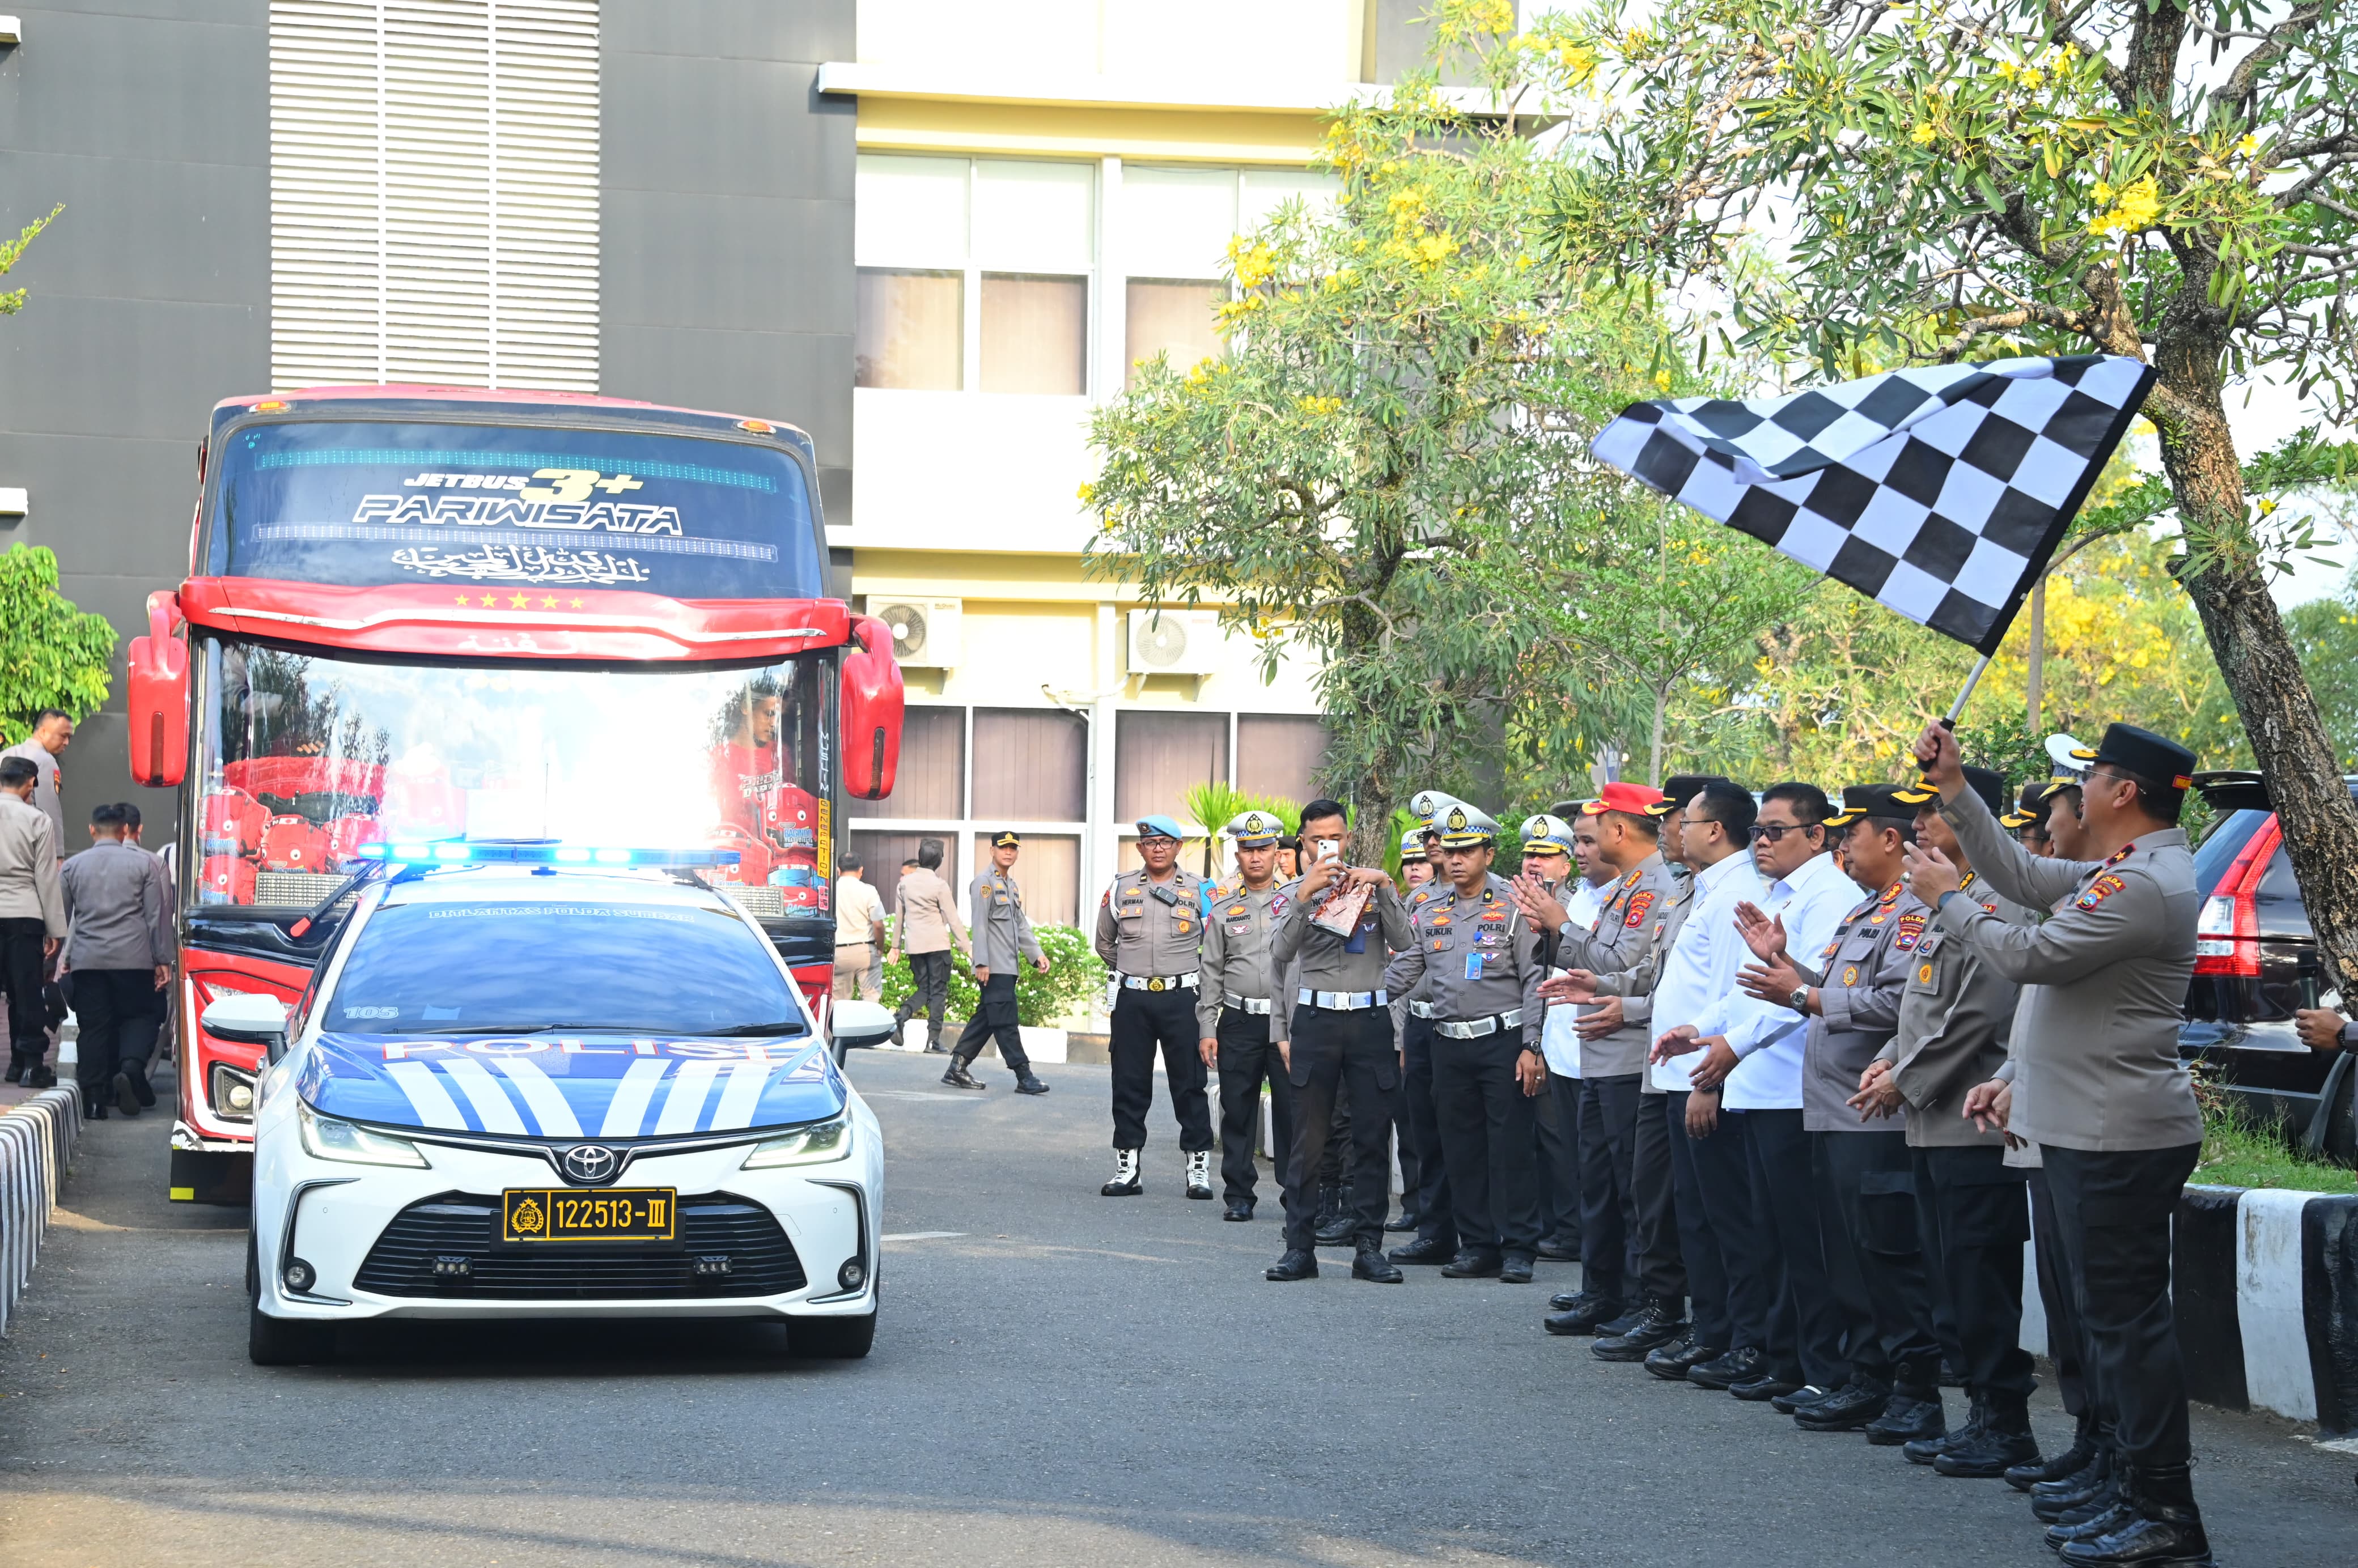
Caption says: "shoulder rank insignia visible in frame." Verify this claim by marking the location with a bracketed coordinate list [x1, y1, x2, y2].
[1878, 881, 1903, 906]
[1894, 912, 1927, 950]
[1623, 890, 1656, 928]
[2103, 843, 2135, 867]
[1621, 869, 1643, 890]
[2076, 871, 2128, 911]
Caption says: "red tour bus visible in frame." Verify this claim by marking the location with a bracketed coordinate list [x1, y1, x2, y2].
[123, 388, 904, 1203]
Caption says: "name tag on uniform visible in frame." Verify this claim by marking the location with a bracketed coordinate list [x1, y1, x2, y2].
[1465, 951, 1484, 980]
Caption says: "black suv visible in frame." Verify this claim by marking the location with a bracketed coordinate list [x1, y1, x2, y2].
[2177, 771, 2358, 1163]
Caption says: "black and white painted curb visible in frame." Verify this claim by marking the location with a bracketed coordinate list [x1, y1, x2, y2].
[2022, 1183, 2358, 1440]
[0, 1084, 86, 1336]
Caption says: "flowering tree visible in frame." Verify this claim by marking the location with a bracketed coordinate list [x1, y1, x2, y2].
[0, 545, 114, 740]
[1084, 26, 1672, 862]
[1561, 0, 2358, 993]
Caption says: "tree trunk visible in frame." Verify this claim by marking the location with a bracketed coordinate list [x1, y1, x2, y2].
[2159, 395, 2358, 994]
[2025, 577, 2045, 732]
[1648, 684, 1668, 787]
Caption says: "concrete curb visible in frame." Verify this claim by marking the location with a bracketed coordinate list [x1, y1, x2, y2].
[0, 1083, 85, 1336]
[2023, 1183, 2358, 1435]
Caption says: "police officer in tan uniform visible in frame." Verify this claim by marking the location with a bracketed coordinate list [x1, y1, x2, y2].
[1390, 802, 1549, 1284]
[1095, 814, 1214, 1199]
[1737, 783, 1945, 1438]
[944, 831, 1051, 1095]
[1385, 815, 1459, 1264]
[1912, 722, 2209, 1566]
[1851, 766, 2043, 1478]
[1512, 783, 1686, 1354]
[1197, 809, 1293, 1221]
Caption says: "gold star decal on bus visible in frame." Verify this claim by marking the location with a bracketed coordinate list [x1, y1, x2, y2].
[455, 594, 470, 606]
[541, 596, 558, 608]
[479, 593, 498, 607]
[508, 592, 530, 608]
[570, 597, 584, 609]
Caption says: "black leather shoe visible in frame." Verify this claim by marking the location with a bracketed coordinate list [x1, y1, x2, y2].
[1934, 1420, 2041, 1478]
[28, 1064, 55, 1088]
[88, 1102, 109, 1120]
[1541, 1291, 1623, 1336]
[941, 1064, 986, 1090]
[1863, 1395, 1945, 1446]
[1645, 1338, 1723, 1382]
[1596, 1307, 1645, 1338]
[1265, 1248, 1320, 1282]
[1384, 1212, 1419, 1233]
[125, 1059, 156, 1108]
[1763, 1382, 1830, 1412]
[1534, 1240, 1580, 1261]
[1352, 1248, 1405, 1283]
[2010, 1434, 2096, 1492]
[1388, 1235, 1457, 1265]
[113, 1069, 143, 1117]
[1795, 1383, 1889, 1432]
[1686, 1346, 1766, 1391]
[1013, 1072, 1050, 1095]
[1594, 1299, 1686, 1361]
[2058, 1465, 2212, 1567]
[1222, 1200, 1254, 1221]
[2034, 1450, 2116, 1522]
[1439, 1250, 1503, 1278]
[1938, 1357, 1966, 1388]
[2044, 1493, 2135, 1550]
[1314, 1212, 1359, 1246]
[1497, 1255, 1536, 1284]
[3, 1055, 23, 1085]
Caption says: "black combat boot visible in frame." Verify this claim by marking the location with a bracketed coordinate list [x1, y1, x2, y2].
[1934, 1399, 2040, 1478]
[2058, 1463, 2214, 1567]
[1593, 1297, 1686, 1362]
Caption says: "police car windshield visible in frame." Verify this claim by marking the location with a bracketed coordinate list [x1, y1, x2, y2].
[326, 899, 807, 1036]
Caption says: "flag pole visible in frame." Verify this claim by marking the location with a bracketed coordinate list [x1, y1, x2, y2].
[1943, 653, 1994, 727]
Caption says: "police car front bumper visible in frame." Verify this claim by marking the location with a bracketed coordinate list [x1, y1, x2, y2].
[251, 1099, 884, 1323]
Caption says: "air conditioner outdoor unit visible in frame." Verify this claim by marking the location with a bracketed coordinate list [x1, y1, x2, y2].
[1126, 609, 1222, 677]
[873, 598, 962, 669]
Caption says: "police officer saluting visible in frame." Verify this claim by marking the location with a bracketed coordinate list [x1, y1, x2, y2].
[1197, 810, 1293, 1222]
[1910, 721, 2210, 1567]
[1095, 815, 1216, 1199]
[1391, 802, 1549, 1284]
[944, 831, 1051, 1095]
[1265, 798, 1414, 1282]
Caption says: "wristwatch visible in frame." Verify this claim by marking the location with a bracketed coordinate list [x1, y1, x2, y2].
[1788, 985, 1810, 1014]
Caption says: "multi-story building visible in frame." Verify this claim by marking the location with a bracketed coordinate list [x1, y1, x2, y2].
[1, 0, 1456, 926]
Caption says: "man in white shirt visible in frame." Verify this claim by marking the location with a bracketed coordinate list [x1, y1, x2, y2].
[1525, 812, 1604, 1263]
[1661, 783, 1859, 1408]
[832, 852, 888, 1001]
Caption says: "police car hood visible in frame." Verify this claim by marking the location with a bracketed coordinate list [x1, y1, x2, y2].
[295, 1032, 845, 1139]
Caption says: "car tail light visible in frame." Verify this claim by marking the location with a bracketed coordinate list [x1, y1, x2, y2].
[2194, 814, 2279, 978]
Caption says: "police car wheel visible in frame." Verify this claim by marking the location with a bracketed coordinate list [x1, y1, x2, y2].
[247, 1230, 336, 1367]
[788, 1310, 876, 1359]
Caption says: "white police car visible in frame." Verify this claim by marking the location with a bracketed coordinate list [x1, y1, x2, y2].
[215, 843, 883, 1365]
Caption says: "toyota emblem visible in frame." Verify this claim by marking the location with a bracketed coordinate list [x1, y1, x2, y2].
[561, 1144, 620, 1184]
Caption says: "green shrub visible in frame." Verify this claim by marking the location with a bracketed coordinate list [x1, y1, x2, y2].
[875, 919, 1107, 1029]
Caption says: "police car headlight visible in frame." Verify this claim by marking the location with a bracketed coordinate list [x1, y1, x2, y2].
[740, 1115, 852, 1168]
[298, 1099, 430, 1168]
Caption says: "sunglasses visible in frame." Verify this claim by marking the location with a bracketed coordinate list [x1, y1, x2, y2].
[1748, 821, 1821, 844]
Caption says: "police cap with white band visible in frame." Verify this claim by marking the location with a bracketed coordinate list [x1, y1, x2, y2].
[1223, 809, 1285, 848]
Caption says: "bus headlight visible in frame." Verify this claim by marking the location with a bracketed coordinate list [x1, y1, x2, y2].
[740, 1115, 851, 1168]
[209, 1063, 258, 1122]
[297, 1099, 430, 1168]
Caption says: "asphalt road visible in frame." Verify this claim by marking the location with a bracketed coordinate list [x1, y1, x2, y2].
[3, 1048, 2352, 1567]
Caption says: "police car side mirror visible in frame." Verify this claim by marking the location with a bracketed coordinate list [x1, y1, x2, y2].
[203, 993, 291, 1062]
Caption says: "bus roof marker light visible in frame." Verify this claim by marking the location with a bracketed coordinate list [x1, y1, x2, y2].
[737, 418, 774, 434]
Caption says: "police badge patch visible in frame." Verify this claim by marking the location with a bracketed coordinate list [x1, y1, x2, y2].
[2075, 872, 2128, 911]
[1894, 912, 1927, 951]
[1623, 890, 1656, 928]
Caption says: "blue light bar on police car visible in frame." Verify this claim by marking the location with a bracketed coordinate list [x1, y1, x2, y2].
[351, 842, 743, 868]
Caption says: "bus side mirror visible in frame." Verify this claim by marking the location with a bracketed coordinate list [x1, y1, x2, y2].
[841, 614, 903, 802]
[126, 590, 189, 789]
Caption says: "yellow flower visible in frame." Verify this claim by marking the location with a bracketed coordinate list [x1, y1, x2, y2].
[2237, 133, 2261, 158]
[2092, 180, 2114, 203]
[1653, 369, 1673, 391]
[1229, 240, 1278, 289]
[2019, 67, 2044, 90]
[1910, 122, 1936, 146]
[1076, 483, 1096, 504]
[1994, 60, 2017, 81]
[1296, 394, 1344, 416]
[2256, 496, 2278, 517]
[2088, 174, 2160, 237]
[1415, 230, 1460, 268]
[1555, 43, 1597, 84]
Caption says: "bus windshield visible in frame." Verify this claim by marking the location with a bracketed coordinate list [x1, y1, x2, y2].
[204, 419, 822, 600]
[192, 639, 834, 918]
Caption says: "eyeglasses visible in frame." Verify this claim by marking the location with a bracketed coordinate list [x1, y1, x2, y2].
[1748, 821, 1821, 844]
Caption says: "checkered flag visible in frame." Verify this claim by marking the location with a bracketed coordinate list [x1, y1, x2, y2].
[1590, 355, 2156, 653]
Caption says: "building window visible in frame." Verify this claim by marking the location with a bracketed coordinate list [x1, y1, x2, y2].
[855, 154, 1096, 398]
[1114, 711, 1228, 823]
[972, 832, 1080, 927]
[866, 706, 965, 821]
[980, 275, 1088, 395]
[266, 0, 600, 391]
[972, 708, 1087, 822]
[856, 269, 963, 389]
[1236, 715, 1329, 803]
[1124, 279, 1225, 388]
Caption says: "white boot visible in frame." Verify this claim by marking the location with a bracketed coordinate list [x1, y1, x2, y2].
[1101, 1147, 1143, 1196]
[1185, 1149, 1215, 1200]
